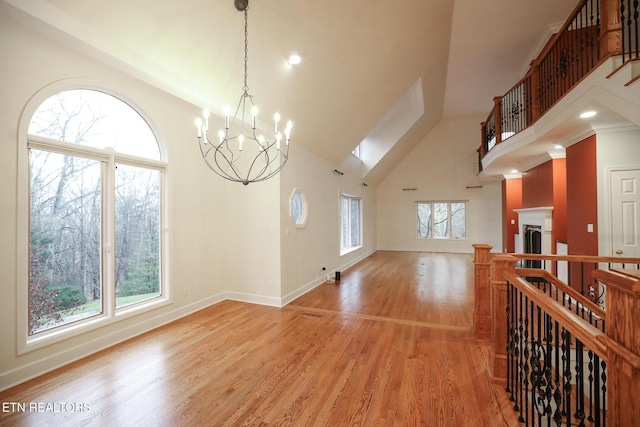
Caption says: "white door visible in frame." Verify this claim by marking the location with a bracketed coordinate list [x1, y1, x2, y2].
[611, 169, 640, 257]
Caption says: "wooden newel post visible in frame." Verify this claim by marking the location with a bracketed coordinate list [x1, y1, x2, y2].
[490, 254, 518, 385]
[593, 270, 640, 426]
[528, 59, 540, 124]
[599, 0, 622, 58]
[473, 244, 493, 340]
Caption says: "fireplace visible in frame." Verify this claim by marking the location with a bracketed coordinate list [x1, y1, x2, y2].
[514, 207, 554, 268]
[523, 224, 542, 268]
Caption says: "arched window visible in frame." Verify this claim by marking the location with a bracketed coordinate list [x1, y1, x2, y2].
[25, 88, 167, 340]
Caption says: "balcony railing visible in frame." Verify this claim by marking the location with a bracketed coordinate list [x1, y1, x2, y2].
[473, 244, 640, 426]
[478, 0, 639, 169]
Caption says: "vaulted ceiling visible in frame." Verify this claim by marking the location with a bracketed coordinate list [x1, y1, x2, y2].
[2, 0, 579, 183]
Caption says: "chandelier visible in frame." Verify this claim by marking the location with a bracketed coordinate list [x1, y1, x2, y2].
[196, 0, 292, 185]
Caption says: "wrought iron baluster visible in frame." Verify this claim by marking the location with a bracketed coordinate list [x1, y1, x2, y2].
[587, 1, 597, 69]
[601, 359, 607, 427]
[545, 311, 554, 426]
[574, 339, 586, 426]
[513, 284, 521, 412]
[506, 282, 514, 399]
[523, 296, 530, 426]
[553, 320, 563, 425]
[587, 349, 594, 422]
[622, 0, 629, 62]
[529, 336, 544, 426]
[532, 303, 541, 426]
[629, 0, 640, 59]
[562, 329, 573, 421]
[517, 291, 525, 422]
[594, 353, 601, 426]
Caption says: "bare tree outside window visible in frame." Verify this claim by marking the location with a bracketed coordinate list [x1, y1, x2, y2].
[29, 150, 103, 332]
[417, 202, 466, 239]
[417, 203, 432, 238]
[433, 202, 448, 238]
[340, 195, 362, 251]
[114, 164, 161, 308]
[28, 89, 162, 334]
[451, 202, 466, 238]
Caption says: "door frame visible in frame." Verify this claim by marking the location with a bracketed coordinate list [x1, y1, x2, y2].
[603, 165, 640, 257]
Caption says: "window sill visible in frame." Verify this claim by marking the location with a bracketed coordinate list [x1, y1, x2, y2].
[20, 296, 172, 355]
[340, 245, 362, 256]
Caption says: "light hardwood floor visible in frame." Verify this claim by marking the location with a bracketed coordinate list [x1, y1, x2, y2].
[0, 251, 510, 426]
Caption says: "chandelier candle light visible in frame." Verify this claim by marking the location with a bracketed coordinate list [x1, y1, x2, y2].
[196, 0, 292, 185]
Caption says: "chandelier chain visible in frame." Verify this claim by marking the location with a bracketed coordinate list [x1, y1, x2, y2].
[243, 8, 249, 94]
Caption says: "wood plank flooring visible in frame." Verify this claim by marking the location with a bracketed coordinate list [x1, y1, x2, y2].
[0, 251, 510, 426]
[291, 251, 475, 329]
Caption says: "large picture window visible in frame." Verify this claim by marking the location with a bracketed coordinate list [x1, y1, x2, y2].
[340, 194, 362, 253]
[417, 201, 466, 239]
[25, 89, 166, 338]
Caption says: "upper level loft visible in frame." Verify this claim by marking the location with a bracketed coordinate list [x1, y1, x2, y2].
[478, 0, 640, 179]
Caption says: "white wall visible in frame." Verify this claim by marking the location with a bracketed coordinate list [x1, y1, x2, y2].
[377, 118, 503, 253]
[280, 145, 377, 303]
[0, 11, 227, 389]
[222, 178, 283, 306]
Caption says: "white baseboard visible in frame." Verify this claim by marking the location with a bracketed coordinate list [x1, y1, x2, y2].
[225, 292, 282, 308]
[281, 276, 326, 306]
[281, 248, 377, 306]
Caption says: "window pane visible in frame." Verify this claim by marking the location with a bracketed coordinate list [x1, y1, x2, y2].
[291, 193, 303, 224]
[341, 197, 349, 249]
[350, 198, 361, 246]
[115, 164, 161, 308]
[29, 89, 160, 160]
[451, 202, 466, 238]
[29, 149, 102, 334]
[433, 202, 448, 238]
[417, 203, 432, 238]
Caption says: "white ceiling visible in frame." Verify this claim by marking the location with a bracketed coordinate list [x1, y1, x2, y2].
[3, 0, 580, 182]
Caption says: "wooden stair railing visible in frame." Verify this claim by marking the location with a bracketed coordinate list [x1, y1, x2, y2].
[515, 267, 606, 330]
[504, 270, 608, 425]
[478, 0, 635, 170]
[473, 245, 640, 426]
[593, 269, 640, 427]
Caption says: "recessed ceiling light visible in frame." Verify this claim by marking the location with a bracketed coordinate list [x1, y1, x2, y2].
[510, 169, 519, 174]
[287, 53, 301, 66]
[554, 144, 563, 149]
[580, 111, 596, 119]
